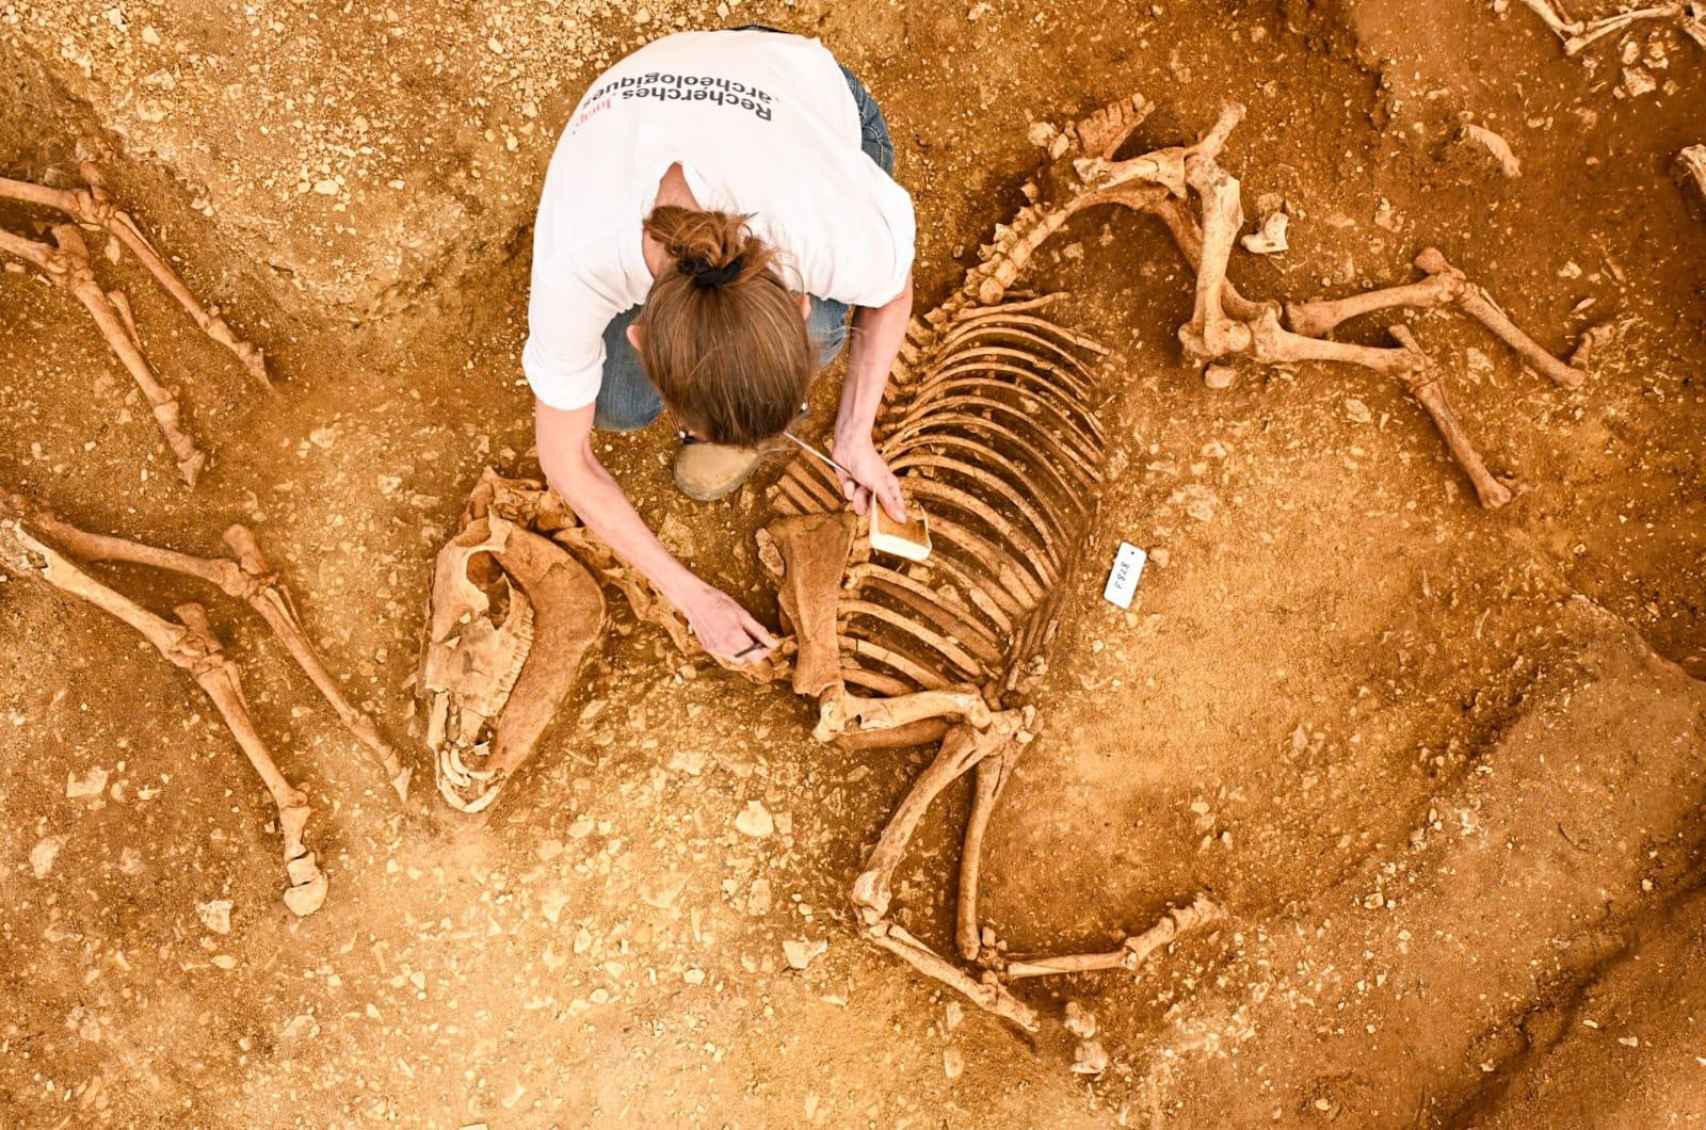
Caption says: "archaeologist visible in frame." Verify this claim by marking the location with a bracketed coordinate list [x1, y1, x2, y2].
[526, 27, 914, 665]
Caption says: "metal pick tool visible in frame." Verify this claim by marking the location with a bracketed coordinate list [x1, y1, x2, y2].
[781, 430, 854, 484]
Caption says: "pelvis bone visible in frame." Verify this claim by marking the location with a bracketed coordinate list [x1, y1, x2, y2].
[421, 513, 604, 813]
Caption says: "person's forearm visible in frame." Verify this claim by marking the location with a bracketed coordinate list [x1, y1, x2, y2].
[539, 440, 705, 606]
[835, 278, 913, 447]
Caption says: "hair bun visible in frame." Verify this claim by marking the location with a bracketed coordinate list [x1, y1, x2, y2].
[680, 255, 745, 289]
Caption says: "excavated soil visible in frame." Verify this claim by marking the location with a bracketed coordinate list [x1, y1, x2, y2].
[3, 1, 1704, 1127]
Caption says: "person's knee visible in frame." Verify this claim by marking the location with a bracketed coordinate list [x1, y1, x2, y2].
[593, 392, 662, 433]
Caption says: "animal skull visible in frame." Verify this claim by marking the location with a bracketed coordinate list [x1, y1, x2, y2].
[420, 517, 537, 811]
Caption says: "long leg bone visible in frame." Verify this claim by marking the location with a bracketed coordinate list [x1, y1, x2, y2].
[850, 716, 1029, 924]
[1388, 326, 1517, 509]
[865, 921, 1040, 1032]
[1286, 249, 1587, 390]
[0, 168, 269, 386]
[815, 685, 997, 744]
[1, 521, 327, 914]
[1414, 248, 1586, 389]
[4, 497, 411, 798]
[957, 744, 1019, 961]
[1003, 895, 1224, 980]
[1, 224, 206, 484]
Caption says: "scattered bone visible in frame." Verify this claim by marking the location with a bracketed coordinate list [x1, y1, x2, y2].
[1203, 364, 1238, 389]
[1241, 208, 1289, 254]
[1064, 1001, 1099, 1039]
[943, 1046, 966, 1080]
[65, 766, 109, 798]
[196, 899, 233, 935]
[0, 167, 269, 484]
[1621, 66, 1658, 97]
[1457, 124, 1523, 178]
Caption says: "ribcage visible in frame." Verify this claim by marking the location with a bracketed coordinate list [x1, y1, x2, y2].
[768, 295, 1109, 701]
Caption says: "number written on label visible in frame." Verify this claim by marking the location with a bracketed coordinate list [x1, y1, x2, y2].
[1103, 542, 1148, 610]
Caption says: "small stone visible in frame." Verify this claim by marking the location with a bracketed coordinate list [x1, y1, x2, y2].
[1071, 1039, 1110, 1076]
[1344, 398, 1373, 424]
[66, 766, 109, 798]
[197, 899, 233, 934]
[210, 954, 238, 970]
[312, 179, 340, 196]
[735, 800, 774, 838]
[141, 25, 161, 45]
[945, 1002, 964, 1031]
[783, 938, 828, 970]
[30, 835, 65, 879]
[746, 877, 773, 917]
[1149, 547, 1170, 568]
[667, 748, 706, 776]
[1203, 364, 1237, 390]
[943, 1046, 965, 1079]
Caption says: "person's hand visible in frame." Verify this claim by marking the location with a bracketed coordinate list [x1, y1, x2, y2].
[681, 583, 777, 664]
[829, 432, 907, 523]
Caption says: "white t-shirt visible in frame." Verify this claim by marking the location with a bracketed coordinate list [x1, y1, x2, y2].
[522, 29, 917, 411]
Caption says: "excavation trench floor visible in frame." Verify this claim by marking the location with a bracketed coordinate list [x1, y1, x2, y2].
[2, 1, 1704, 1127]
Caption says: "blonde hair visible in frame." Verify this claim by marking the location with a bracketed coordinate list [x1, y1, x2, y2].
[638, 206, 813, 446]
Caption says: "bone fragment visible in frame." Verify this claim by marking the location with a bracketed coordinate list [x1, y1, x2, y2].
[1241, 209, 1289, 254]
[1003, 894, 1223, 980]
[1456, 125, 1522, 178]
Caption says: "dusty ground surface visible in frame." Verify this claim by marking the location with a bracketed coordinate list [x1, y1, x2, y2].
[3, 0, 1705, 1127]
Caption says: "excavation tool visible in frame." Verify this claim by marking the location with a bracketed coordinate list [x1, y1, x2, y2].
[781, 431, 932, 560]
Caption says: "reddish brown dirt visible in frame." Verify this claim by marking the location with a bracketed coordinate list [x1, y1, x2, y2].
[3, 1, 1704, 1127]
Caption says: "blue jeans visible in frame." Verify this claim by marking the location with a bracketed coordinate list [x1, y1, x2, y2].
[594, 57, 897, 432]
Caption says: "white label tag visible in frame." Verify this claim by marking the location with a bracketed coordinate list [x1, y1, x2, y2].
[1103, 542, 1147, 609]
